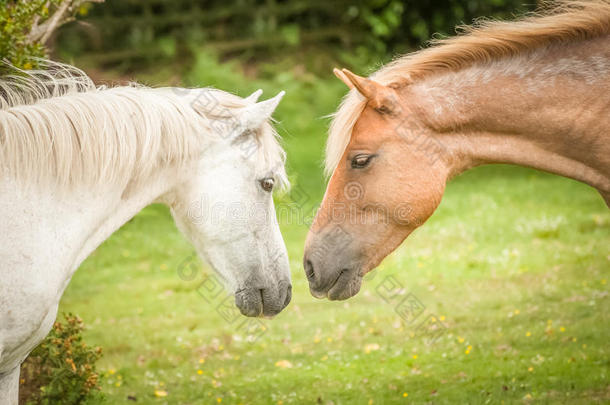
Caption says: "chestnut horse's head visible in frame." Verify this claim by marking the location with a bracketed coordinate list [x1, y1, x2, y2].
[303, 69, 451, 300]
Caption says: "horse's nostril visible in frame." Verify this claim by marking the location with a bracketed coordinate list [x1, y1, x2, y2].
[304, 260, 315, 281]
[283, 285, 292, 308]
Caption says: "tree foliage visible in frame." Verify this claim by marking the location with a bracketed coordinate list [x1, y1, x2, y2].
[0, 0, 58, 69]
[56, 0, 533, 67]
[0, 0, 100, 72]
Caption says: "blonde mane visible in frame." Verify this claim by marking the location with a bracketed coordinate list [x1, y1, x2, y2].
[0, 61, 287, 190]
[326, 0, 610, 175]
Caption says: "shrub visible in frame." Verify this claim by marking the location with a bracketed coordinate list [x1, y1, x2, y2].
[0, 0, 99, 72]
[0, 0, 57, 70]
[19, 313, 103, 405]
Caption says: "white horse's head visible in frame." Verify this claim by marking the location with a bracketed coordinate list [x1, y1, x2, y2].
[168, 89, 291, 317]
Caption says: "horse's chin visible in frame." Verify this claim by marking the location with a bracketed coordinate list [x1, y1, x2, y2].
[326, 271, 364, 301]
[327, 283, 363, 301]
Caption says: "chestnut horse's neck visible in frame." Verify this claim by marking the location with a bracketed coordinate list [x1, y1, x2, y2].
[411, 36, 610, 206]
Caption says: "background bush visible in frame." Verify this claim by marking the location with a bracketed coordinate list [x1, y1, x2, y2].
[56, 0, 534, 72]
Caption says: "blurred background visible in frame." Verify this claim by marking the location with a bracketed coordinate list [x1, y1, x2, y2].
[4, 1, 609, 404]
[54, 0, 531, 71]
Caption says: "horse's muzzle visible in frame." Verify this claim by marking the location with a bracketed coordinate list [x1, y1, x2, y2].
[234, 283, 292, 318]
[304, 256, 363, 301]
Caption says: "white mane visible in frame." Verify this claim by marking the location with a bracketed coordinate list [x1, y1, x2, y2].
[0, 61, 287, 190]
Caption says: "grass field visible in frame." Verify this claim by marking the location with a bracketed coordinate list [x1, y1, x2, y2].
[59, 58, 609, 404]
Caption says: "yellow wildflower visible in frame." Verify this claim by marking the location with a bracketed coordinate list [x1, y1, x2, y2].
[274, 360, 293, 369]
[364, 343, 380, 354]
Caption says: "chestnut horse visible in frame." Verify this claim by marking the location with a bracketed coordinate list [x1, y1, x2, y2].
[304, 0, 610, 300]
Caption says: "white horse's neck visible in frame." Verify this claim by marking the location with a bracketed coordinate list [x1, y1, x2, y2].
[0, 163, 186, 372]
[43, 165, 186, 287]
[70, 168, 185, 280]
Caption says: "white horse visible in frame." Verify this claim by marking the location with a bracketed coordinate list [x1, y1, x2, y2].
[0, 62, 291, 404]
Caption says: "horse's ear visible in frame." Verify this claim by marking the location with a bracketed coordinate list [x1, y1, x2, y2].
[245, 89, 263, 103]
[333, 68, 354, 89]
[240, 91, 285, 130]
[336, 68, 400, 114]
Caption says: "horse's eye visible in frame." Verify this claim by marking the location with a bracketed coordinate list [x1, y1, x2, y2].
[260, 177, 275, 192]
[351, 154, 374, 169]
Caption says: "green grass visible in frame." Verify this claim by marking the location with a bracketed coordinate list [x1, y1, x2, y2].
[60, 54, 610, 404]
